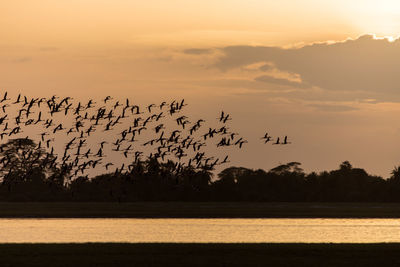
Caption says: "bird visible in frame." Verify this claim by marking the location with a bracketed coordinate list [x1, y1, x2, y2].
[281, 136, 291, 145]
[0, 92, 282, 181]
[0, 92, 10, 103]
[264, 136, 273, 144]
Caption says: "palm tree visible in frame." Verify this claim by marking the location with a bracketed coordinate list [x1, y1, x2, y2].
[391, 166, 400, 181]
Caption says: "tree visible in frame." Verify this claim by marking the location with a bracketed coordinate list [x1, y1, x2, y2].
[391, 166, 400, 180]
[339, 161, 352, 171]
[269, 162, 304, 175]
[0, 138, 58, 186]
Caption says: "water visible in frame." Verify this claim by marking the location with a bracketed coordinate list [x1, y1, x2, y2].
[0, 218, 399, 243]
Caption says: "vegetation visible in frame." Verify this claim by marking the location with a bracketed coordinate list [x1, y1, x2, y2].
[1, 138, 400, 202]
[1, 158, 399, 202]
[0, 202, 399, 218]
[0, 243, 400, 267]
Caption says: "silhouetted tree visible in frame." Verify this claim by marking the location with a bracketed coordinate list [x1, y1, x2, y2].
[0, 138, 64, 199]
[269, 162, 303, 175]
[391, 166, 400, 180]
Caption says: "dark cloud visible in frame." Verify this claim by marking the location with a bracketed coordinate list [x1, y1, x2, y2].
[258, 64, 273, 71]
[216, 35, 400, 101]
[183, 48, 212, 55]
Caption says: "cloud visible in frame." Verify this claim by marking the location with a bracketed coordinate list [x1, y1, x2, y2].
[183, 48, 213, 55]
[258, 63, 273, 71]
[14, 57, 32, 63]
[39, 47, 58, 52]
[254, 75, 309, 89]
[308, 104, 359, 112]
[215, 35, 400, 102]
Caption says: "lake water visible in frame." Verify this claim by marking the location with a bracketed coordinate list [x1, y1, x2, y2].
[0, 218, 399, 243]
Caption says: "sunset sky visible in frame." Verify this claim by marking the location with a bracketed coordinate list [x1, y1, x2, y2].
[1, 1, 400, 177]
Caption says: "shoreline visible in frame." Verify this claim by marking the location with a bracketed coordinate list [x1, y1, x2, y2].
[0, 202, 399, 218]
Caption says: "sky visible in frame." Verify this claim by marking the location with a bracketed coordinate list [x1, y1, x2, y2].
[1, 0, 400, 177]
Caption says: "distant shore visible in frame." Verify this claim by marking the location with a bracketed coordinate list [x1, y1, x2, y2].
[0, 243, 400, 266]
[0, 202, 400, 218]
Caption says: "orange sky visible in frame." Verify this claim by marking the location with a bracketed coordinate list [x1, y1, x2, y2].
[1, 1, 400, 176]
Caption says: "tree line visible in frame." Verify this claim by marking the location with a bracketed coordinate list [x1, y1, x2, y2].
[1, 138, 400, 202]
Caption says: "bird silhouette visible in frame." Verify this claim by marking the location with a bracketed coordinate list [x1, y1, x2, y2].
[0, 92, 291, 182]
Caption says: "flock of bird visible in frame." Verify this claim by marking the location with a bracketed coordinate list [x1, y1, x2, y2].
[0, 92, 291, 181]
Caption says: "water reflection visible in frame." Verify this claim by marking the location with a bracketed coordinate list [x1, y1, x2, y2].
[0, 218, 399, 243]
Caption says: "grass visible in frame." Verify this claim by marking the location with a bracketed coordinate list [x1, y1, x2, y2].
[0, 202, 399, 218]
[0, 243, 400, 266]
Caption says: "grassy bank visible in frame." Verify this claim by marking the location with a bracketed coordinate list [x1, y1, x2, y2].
[0, 202, 400, 218]
[0, 243, 400, 266]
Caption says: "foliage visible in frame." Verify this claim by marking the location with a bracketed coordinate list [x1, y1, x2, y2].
[0, 142, 398, 202]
